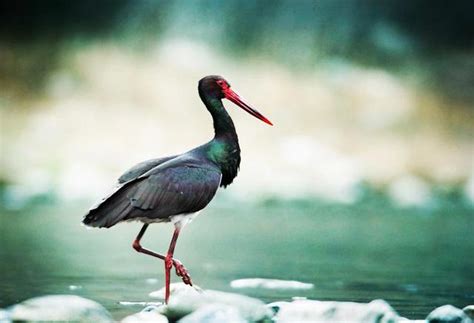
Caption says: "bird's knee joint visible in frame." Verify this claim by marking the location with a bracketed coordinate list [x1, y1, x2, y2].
[132, 240, 141, 252]
[165, 255, 173, 269]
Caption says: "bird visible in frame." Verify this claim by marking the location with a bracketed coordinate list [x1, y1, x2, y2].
[82, 75, 273, 304]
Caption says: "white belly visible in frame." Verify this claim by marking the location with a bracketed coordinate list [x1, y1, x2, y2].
[170, 212, 200, 229]
[127, 211, 200, 228]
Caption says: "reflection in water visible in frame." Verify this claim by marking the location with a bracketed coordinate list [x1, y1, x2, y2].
[1, 198, 473, 320]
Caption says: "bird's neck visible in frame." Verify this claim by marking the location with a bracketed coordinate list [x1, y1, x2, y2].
[199, 91, 238, 140]
[199, 92, 241, 187]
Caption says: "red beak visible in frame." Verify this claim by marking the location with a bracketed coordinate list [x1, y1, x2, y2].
[223, 88, 273, 126]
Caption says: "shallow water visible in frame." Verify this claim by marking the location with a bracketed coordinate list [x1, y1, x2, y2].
[1, 198, 473, 320]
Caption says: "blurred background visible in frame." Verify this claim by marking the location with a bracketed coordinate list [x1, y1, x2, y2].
[1, 0, 473, 320]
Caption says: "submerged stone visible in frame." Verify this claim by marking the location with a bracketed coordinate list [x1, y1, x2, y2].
[426, 305, 472, 323]
[149, 283, 271, 321]
[8, 295, 113, 322]
[230, 278, 314, 290]
[274, 299, 399, 323]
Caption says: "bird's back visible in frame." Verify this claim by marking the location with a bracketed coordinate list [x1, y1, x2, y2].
[117, 156, 177, 183]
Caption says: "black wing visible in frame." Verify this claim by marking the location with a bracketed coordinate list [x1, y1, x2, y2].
[82, 155, 177, 221]
[83, 158, 222, 228]
[118, 155, 177, 183]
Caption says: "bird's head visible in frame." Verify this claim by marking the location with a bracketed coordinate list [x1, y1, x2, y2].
[199, 75, 273, 126]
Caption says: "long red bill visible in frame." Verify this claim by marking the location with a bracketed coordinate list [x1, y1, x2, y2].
[224, 88, 273, 126]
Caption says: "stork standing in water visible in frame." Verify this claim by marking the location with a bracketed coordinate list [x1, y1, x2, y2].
[83, 75, 273, 303]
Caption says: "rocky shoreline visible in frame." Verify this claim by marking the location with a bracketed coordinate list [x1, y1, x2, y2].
[1, 282, 472, 322]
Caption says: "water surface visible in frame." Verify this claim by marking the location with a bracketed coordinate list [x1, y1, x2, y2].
[1, 198, 473, 320]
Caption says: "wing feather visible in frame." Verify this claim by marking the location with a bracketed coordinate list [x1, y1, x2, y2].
[83, 158, 222, 228]
[118, 156, 177, 183]
[127, 166, 221, 218]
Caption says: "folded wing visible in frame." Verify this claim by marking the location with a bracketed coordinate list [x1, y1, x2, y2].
[83, 158, 222, 228]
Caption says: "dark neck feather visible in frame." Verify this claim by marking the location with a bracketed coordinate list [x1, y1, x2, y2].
[199, 90, 241, 187]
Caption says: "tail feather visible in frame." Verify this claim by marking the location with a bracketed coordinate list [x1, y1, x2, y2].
[83, 182, 140, 228]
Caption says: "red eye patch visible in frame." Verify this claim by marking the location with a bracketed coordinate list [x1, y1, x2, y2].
[217, 80, 229, 90]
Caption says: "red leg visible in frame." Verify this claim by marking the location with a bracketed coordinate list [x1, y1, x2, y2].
[165, 226, 182, 304]
[132, 224, 165, 260]
[132, 224, 192, 299]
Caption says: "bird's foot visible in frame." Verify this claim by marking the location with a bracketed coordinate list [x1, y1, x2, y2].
[173, 259, 192, 286]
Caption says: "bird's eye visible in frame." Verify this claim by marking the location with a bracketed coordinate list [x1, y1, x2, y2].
[217, 80, 228, 89]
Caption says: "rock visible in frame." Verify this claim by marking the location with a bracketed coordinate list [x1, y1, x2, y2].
[426, 305, 472, 323]
[267, 301, 291, 314]
[274, 299, 400, 323]
[464, 306, 474, 320]
[230, 278, 314, 290]
[149, 282, 203, 300]
[149, 283, 272, 321]
[119, 301, 161, 307]
[0, 308, 11, 323]
[397, 319, 425, 323]
[121, 306, 168, 323]
[178, 304, 246, 323]
[141, 305, 162, 312]
[8, 295, 113, 322]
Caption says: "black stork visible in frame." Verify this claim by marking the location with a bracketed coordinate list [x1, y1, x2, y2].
[83, 75, 272, 304]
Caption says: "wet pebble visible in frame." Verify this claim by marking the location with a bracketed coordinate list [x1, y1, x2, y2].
[149, 283, 272, 321]
[464, 305, 474, 320]
[230, 278, 313, 290]
[178, 304, 246, 323]
[146, 278, 159, 285]
[121, 308, 168, 323]
[68, 285, 83, 291]
[426, 305, 472, 323]
[0, 309, 10, 322]
[7, 295, 113, 322]
[274, 299, 400, 323]
[119, 301, 161, 307]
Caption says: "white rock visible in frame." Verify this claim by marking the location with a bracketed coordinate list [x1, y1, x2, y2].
[150, 283, 271, 321]
[121, 310, 168, 323]
[0, 309, 11, 323]
[8, 295, 113, 322]
[119, 301, 161, 307]
[68, 285, 83, 291]
[426, 305, 472, 323]
[274, 299, 400, 323]
[149, 283, 203, 299]
[178, 304, 246, 323]
[397, 318, 425, 323]
[230, 278, 313, 290]
[267, 301, 291, 313]
[464, 305, 474, 320]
